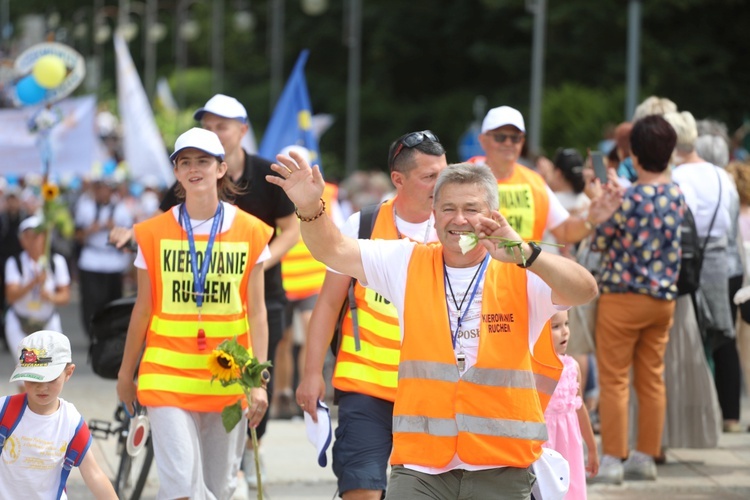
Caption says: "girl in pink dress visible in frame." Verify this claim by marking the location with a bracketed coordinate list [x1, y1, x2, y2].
[544, 310, 599, 499]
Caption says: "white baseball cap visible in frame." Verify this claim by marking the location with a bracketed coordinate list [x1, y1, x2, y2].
[10, 330, 73, 383]
[170, 127, 226, 162]
[304, 400, 332, 467]
[481, 105, 526, 133]
[193, 94, 248, 123]
[18, 215, 44, 235]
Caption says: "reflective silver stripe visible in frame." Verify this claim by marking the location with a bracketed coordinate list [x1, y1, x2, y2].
[462, 367, 536, 388]
[457, 414, 548, 441]
[534, 373, 558, 396]
[393, 416, 458, 437]
[399, 360, 459, 383]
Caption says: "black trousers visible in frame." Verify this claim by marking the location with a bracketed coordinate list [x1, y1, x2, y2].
[79, 269, 124, 340]
[255, 303, 286, 441]
[715, 274, 744, 421]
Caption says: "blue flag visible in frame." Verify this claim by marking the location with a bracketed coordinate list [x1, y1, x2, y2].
[259, 50, 320, 168]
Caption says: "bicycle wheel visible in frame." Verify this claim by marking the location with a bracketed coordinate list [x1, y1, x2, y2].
[114, 434, 155, 500]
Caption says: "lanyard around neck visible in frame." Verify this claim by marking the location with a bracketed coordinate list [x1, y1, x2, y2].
[444, 254, 490, 349]
[180, 202, 224, 308]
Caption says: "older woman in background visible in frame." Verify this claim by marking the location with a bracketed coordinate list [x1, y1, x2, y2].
[666, 110, 743, 433]
[591, 115, 685, 484]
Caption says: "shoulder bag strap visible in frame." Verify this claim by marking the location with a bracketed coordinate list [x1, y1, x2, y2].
[698, 167, 723, 268]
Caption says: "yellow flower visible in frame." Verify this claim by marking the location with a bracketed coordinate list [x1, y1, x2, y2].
[208, 350, 240, 382]
[42, 182, 59, 201]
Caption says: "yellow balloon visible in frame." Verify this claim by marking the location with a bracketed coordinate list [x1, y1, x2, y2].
[32, 55, 67, 89]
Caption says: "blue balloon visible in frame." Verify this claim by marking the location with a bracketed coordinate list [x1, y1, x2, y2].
[16, 75, 46, 105]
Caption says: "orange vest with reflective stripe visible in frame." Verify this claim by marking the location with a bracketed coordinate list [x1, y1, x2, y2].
[332, 197, 404, 402]
[281, 183, 338, 301]
[134, 207, 273, 412]
[497, 163, 550, 241]
[391, 245, 562, 468]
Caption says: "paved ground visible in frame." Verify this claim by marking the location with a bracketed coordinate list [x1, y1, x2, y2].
[2, 298, 750, 499]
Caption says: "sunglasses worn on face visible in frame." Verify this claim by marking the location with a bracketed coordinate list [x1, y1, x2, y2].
[488, 132, 525, 144]
[391, 130, 440, 165]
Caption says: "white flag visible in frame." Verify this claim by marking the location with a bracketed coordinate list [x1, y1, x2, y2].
[114, 33, 174, 187]
[0, 95, 97, 177]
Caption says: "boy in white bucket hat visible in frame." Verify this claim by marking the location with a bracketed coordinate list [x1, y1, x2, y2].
[1, 330, 117, 498]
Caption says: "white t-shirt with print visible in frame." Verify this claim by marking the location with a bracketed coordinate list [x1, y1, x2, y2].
[4, 252, 70, 321]
[357, 238, 566, 474]
[0, 397, 85, 500]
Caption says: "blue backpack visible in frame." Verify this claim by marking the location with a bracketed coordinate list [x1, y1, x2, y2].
[0, 394, 92, 500]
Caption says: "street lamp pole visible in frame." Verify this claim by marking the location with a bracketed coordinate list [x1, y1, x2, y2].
[527, 0, 547, 157]
[144, 0, 157, 102]
[625, 0, 641, 120]
[118, 0, 130, 36]
[212, 0, 224, 94]
[345, 0, 362, 175]
[268, 0, 285, 111]
[175, 0, 189, 109]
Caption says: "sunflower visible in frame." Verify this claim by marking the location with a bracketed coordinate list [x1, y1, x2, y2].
[42, 182, 60, 201]
[207, 350, 241, 382]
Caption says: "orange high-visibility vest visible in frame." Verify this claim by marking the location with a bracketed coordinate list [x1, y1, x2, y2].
[391, 244, 562, 468]
[134, 207, 273, 412]
[281, 183, 339, 301]
[497, 163, 550, 241]
[332, 197, 406, 402]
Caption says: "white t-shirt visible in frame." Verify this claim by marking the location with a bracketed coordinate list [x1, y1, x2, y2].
[134, 202, 270, 270]
[544, 184, 570, 231]
[0, 397, 84, 500]
[4, 252, 70, 321]
[671, 161, 736, 238]
[327, 204, 438, 274]
[74, 195, 134, 273]
[357, 238, 567, 474]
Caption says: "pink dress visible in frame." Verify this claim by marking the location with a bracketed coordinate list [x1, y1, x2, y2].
[544, 354, 586, 499]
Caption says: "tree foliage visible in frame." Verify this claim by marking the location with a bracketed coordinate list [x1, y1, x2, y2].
[9, 0, 750, 178]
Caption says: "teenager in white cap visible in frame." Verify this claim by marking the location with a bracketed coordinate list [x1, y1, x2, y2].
[1, 330, 117, 498]
[110, 97, 298, 484]
[117, 128, 273, 499]
[164, 94, 299, 487]
[4, 215, 71, 366]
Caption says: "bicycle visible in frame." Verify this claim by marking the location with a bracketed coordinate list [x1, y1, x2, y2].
[87, 296, 155, 499]
[89, 403, 155, 499]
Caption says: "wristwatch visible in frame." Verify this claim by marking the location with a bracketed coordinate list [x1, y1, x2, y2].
[517, 242, 542, 268]
[260, 369, 271, 389]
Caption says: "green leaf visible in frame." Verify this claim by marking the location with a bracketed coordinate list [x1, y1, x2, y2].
[221, 401, 243, 432]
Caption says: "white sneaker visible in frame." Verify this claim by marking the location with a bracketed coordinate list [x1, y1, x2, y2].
[623, 450, 657, 480]
[242, 448, 267, 489]
[590, 454, 624, 485]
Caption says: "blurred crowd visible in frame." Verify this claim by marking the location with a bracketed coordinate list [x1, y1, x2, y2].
[2, 93, 750, 498]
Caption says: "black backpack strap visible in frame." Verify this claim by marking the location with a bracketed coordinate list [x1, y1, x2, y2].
[12, 253, 56, 278]
[347, 202, 382, 352]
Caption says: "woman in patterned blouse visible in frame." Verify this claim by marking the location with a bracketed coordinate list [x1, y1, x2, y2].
[590, 115, 686, 484]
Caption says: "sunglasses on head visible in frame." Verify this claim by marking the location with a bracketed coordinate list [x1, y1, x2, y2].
[488, 132, 525, 144]
[390, 130, 440, 166]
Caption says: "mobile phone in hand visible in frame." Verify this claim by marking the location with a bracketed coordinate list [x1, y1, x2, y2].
[590, 151, 608, 183]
